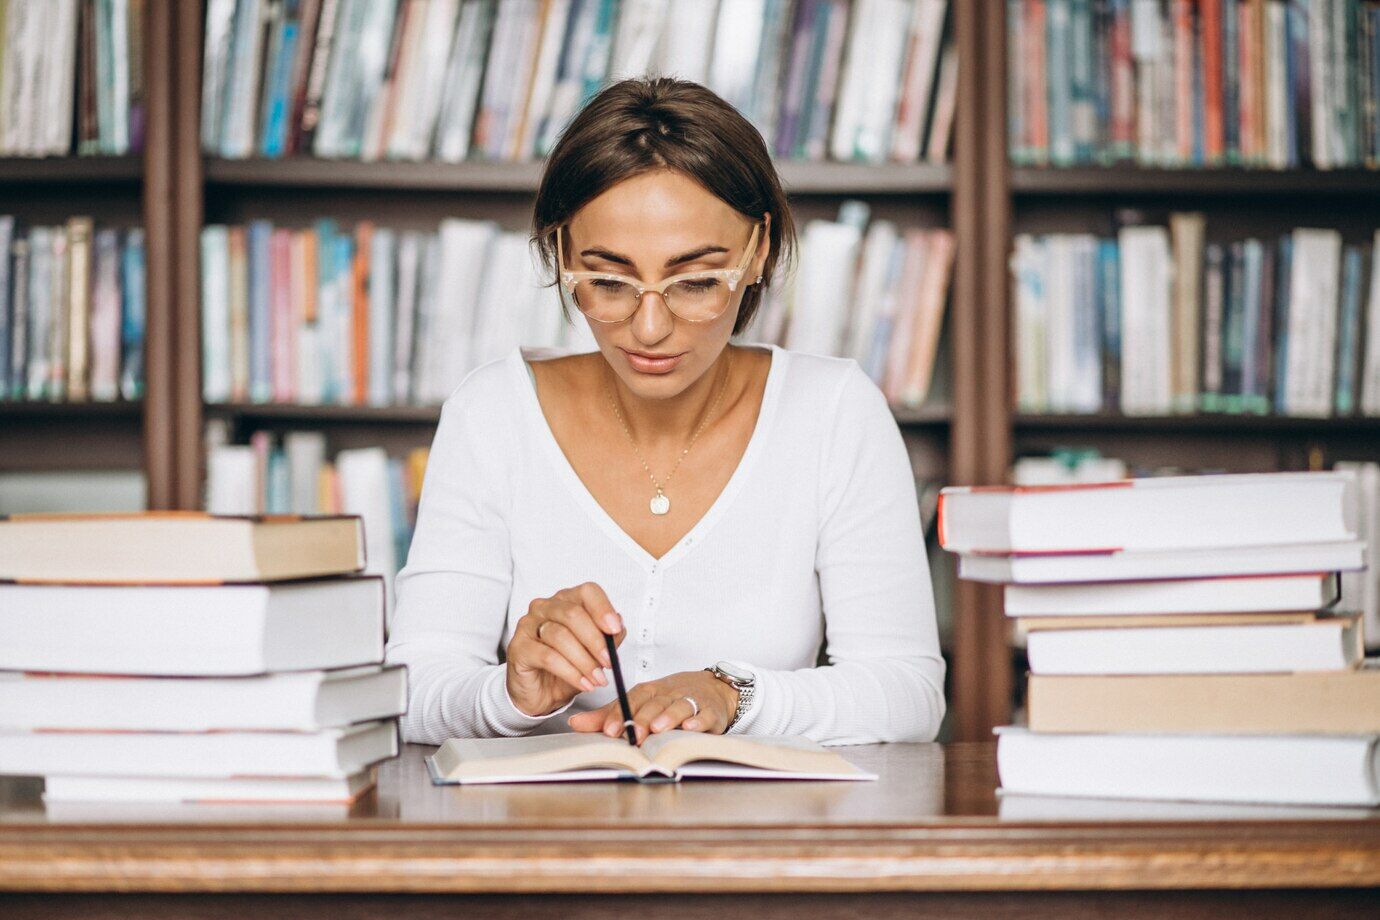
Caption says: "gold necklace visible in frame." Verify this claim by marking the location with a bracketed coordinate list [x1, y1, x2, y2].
[605, 354, 731, 516]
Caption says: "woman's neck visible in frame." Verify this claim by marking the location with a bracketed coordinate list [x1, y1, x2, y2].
[605, 346, 736, 446]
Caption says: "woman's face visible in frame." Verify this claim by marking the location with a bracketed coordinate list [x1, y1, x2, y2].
[562, 168, 770, 400]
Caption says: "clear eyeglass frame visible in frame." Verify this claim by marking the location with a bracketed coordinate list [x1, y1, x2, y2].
[555, 221, 762, 324]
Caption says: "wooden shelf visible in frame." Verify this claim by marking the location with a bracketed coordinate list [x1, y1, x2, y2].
[1010, 166, 1380, 196]
[203, 157, 952, 195]
[1014, 413, 1380, 434]
[0, 156, 142, 184]
[207, 402, 443, 424]
[208, 400, 953, 428]
[0, 399, 144, 418]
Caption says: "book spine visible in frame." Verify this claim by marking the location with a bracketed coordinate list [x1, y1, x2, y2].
[64, 216, 93, 401]
[119, 228, 145, 401]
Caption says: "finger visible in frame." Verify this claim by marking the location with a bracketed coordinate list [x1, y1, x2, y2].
[536, 620, 606, 688]
[633, 695, 678, 740]
[567, 703, 615, 732]
[523, 642, 596, 695]
[573, 581, 623, 636]
[649, 696, 698, 734]
[600, 679, 658, 737]
[547, 602, 614, 671]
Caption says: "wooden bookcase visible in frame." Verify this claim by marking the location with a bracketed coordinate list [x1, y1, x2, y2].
[8, 0, 1380, 739]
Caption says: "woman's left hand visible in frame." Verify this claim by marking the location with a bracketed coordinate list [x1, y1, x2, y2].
[566, 669, 738, 743]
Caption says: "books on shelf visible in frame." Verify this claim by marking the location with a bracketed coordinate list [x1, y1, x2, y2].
[0, 511, 402, 804]
[941, 469, 1377, 806]
[200, 206, 955, 412]
[200, 0, 957, 165]
[1008, 0, 1380, 170]
[1012, 220, 1379, 418]
[0, 0, 144, 157]
[0, 218, 145, 403]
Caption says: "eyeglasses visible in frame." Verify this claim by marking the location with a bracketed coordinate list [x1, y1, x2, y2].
[556, 221, 762, 324]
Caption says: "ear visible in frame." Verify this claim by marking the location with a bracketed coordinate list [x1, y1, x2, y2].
[754, 212, 772, 282]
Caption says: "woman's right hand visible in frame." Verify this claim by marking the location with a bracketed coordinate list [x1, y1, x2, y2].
[505, 582, 626, 718]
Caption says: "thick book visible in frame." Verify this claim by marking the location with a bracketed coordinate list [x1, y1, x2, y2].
[0, 720, 398, 780]
[43, 769, 377, 804]
[1027, 662, 1380, 734]
[0, 512, 365, 584]
[427, 730, 877, 785]
[959, 540, 1366, 584]
[996, 726, 1380, 806]
[1004, 572, 1340, 617]
[938, 472, 1356, 555]
[1024, 614, 1363, 675]
[0, 665, 405, 731]
[0, 577, 384, 676]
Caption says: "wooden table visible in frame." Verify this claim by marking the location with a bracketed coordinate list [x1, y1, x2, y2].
[2, 741, 1378, 918]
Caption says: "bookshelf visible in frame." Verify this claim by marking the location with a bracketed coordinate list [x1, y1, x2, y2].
[10, 0, 1379, 740]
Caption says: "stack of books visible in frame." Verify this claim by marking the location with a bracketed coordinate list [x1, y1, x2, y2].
[1012, 219, 1380, 418]
[939, 470, 1380, 807]
[1, 217, 146, 404]
[0, 513, 405, 804]
[199, 0, 957, 165]
[1009, 0, 1380, 170]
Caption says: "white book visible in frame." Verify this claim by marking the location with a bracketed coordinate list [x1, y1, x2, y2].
[997, 791, 1380, 821]
[200, 226, 232, 403]
[852, 0, 912, 164]
[365, 0, 428, 162]
[424, 219, 496, 402]
[39, 0, 78, 155]
[0, 665, 406, 732]
[1044, 235, 1077, 411]
[828, 0, 874, 161]
[434, 0, 495, 162]
[705, 0, 764, 115]
[1361, 234, 1380, 414]
[200, 0, 238, 151]
[109, 0, 130, 154]
[367, 228, 396, 406]
[0, 0, 26, 154]
[843, 220, 900, 366]
[960, 541, 1367, 585]
[1117, 225, 1174, 415]
[0, 720, 398, 780]
[656, 0, 718, 84]
[284, 430, 327, 514]
[1026, 616, 1363, 675]
[1011, 235, 1048, 413]
[292, 233, 321, 404]
[496, 0, 545, 160]
[939, 471, 1356, 555]
[609, 0, 668, 81]
[391, 0, 462, 159]
[88, 229, 123, 401]
[350, 0, 401, 158]
[43, 771, 377, 804]
[24, 227, 52, 399]
[996, 727, 1380, 806]
[337, 448, 399, 619]
[890, 0, 947, 162]
[1336, 461, 1380, 650]
[1308, 0, 1333, 168]
[205, 443, 257, 514]
[471, 231, 532, 368]
[1006, 572, 1339, 618]
[220, 0, 266, 158]
[13, 0, 44, 155]
[1283, 228, 1342, 417]
[514, 0, 572, 161]
[1264, 1, 1289, 169]
[391, 231, 423, 403]
[783, 219, 862, 357]
[0, 577, 384, 676]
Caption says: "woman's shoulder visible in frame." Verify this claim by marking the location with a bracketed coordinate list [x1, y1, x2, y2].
[767, 346, 884, 416]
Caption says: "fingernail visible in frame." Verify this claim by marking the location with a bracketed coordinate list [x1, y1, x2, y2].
[580, 677, 594, 692]
[605, 724, 618, 737]
[684, 719, 699, 730]
[602, 613, 621, 633]
[600, 651, 611, 668]
[593, 670, 607, 686]
[651, 718, 666, 731]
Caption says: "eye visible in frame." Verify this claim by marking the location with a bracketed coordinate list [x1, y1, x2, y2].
[679, 278, 721, 290]
[590, 278, 629, 290]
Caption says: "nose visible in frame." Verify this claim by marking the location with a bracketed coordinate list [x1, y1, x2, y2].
[630, 289, 675, 345]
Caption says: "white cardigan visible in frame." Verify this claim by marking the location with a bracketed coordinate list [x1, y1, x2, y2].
[384, 344, 946, 746]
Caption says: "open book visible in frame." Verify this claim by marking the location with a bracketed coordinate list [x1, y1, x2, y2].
[426, 730, 877, 785]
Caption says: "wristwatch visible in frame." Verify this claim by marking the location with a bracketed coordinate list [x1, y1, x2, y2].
[705, 660, 756, 732]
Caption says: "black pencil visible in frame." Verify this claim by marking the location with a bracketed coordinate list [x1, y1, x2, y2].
[604, 633, 638, 746]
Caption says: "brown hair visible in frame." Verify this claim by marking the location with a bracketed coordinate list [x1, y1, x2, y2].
[531, 77, 796, 336]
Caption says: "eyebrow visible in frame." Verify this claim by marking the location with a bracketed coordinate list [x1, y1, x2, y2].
[579, 243, 730, 269]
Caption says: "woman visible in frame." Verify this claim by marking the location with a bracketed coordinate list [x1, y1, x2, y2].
[384, 77, 945, 747]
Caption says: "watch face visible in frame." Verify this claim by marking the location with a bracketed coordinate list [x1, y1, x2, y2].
[716, 660, 754, 684]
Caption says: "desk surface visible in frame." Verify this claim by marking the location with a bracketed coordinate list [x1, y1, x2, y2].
[2, 741, 1379, 893]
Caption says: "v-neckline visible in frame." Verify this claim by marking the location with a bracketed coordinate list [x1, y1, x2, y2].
[513, 344, 786, 570]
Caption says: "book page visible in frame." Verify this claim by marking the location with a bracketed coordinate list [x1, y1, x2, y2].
[640, 731, 870, 778]
[431, 732, 651, 781]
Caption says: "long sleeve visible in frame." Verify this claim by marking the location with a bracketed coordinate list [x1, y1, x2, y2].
[728, 362, 947, 745]
[384, 372, 574, 744]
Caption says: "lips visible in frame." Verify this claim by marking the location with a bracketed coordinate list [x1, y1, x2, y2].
[621, 348, 685, 374]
